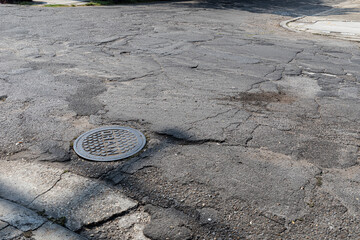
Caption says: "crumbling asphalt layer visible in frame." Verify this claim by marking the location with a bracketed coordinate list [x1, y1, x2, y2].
[0, 1, 359, 239]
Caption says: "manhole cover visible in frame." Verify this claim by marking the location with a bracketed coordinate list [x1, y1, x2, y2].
[73, 126, 146, 162]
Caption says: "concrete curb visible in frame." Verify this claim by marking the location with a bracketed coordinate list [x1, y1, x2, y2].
[0, 160, 138, 232]
[0, 198, 86, 240]
[279, 7, 338, 32]
[279, 2, 360, 42]
[279, 16, 306, 32]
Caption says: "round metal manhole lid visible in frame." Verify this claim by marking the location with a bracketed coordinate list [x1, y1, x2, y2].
[73, 126, 146, 162]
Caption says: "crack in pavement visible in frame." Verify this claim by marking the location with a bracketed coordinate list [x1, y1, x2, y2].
[1, 1, 360, 239]
[27, 171, 66, 208]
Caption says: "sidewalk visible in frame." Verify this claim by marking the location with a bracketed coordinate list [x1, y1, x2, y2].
[282, 0, 360, 42]
[0, 160, 149, 239]
[0, 198, 85, 240]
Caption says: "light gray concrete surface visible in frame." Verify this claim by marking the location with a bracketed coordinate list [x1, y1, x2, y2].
[29, 172, 138, 231]
[32, 222, 87, 240]
[0, 220, 9, 230]
[284, 0, 360, 41]
[0, 226, 22, 240]
[0, 0, 359, 239]
[0, 198, 85, 240]
[0, 198, 45, 232]
[0, 160, 137, 231]
[0, 160, 63, 206]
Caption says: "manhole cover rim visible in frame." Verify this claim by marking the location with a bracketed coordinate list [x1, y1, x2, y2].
[73, 125, 146, 162]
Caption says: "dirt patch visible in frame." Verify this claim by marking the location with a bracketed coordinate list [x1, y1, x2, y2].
[218, 92, 295, 104]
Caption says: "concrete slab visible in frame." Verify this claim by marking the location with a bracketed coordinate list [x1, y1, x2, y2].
[0, 160, 137, 232]
[29, 172, 138, 231]
[0, 226, 22, 240]
[0, 220, 8, 230]
[32, 222, 86, 240]
[283, 0, 360, 42]
[0, 160, 63, 206]
[81, 209, 151, 240]
[0, 198, 45, 232]
[0, 198, 86, 240]
[301, 21, 360, 35]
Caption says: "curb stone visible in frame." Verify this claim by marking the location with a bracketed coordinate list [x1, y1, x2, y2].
[0, 198, 86, 240]
[280, 0, 360, 42]
[0, 160, 138, 232]
[280, 16, 306, 32]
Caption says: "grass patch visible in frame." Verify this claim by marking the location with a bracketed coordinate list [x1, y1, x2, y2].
[316, 176, 323, 187]
[36, 210, 47, 217]
[84, 1, 102, 6]
[0, 95, 7, 102]
[36, 210, 67, 227]
[49, 216, 67, 226]
[44, 4, 70, 7]
[23, 231, 33, 238]
[307, 201, 315, 208]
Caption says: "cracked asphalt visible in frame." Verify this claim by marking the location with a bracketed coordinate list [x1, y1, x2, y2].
[0, 0, 359, 239]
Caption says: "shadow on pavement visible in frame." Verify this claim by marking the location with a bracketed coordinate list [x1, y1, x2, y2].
[93, 127, 286, 239]
[0, 128, 266, 239]
[176, 0, 346, 17]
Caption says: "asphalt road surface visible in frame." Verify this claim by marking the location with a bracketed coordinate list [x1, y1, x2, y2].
[0, 0, 359, 239]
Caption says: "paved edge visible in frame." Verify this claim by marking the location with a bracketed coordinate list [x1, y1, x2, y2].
[0, 160, 138, 233]
[280, 5, 360, 42]
[279, 16, 306, 32]
[0, 198, 86, 240]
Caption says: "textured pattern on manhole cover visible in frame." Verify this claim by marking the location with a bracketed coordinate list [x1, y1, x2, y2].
[73, 126, 146, 161]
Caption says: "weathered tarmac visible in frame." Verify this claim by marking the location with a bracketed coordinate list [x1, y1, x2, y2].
[0, 0, 359, 239]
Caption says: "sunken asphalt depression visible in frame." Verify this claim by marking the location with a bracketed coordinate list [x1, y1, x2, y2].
[0, 0, 360, 239]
